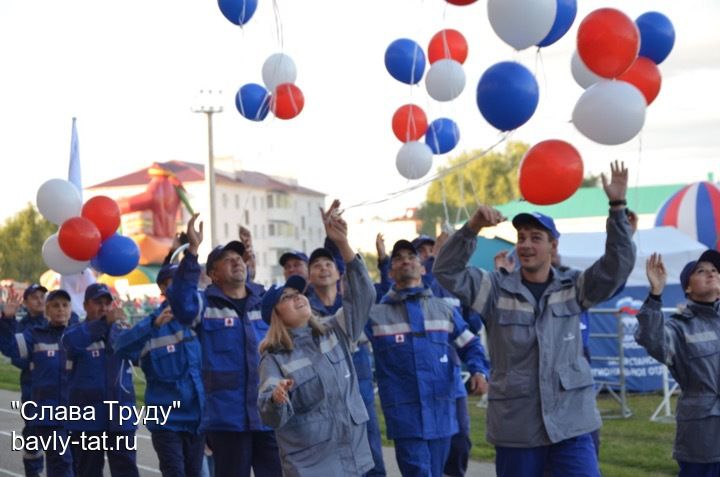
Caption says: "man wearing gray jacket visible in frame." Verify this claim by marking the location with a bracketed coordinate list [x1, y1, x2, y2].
[433, 161, 636, 477]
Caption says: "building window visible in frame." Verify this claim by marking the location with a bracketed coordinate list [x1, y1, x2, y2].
[262, 252, 267, 267]
[267, 194, 274, 209]
[222, 193, 228, 208]
[253, 225, 258, 237]
[235, 194, 240, 209]
[252, 196, 257, 210]
[224, 223, 229, 237]
[244, 210, 250, 225]
[268, 224, 275, 236]
[301, 216, 306, 230]
[261, 225, 266, 239]
[302, 240, 306, 252]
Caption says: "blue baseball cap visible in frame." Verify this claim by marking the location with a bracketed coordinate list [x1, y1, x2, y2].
[308, 248, 334, 266]
[390, 239, 417, 260]
[23, 283, 48, 300]
[279, 250, 309, 267]
[46, 289, 71, 302]
[261, 275, 307, 324]
[412, 235, 435, 250]
[680, 250, 720, 295]
[512, 212, 560, 240]
[206, 241, 246, 273]
[84, 283, 112, 302]
[156, 264, 178, 286]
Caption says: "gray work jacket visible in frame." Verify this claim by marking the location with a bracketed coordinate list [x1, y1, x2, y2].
[258, 256, 375, 477]
[433, 209, 635, 447]
[635, 297, 720, 463]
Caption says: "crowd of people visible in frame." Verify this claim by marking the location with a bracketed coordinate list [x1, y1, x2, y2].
[1, 161, 719, 477]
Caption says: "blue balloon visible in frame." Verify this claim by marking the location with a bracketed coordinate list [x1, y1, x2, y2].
[218, 0, 258, 26]
[536, 0, 577, 47]
[636, 12, 675, 65]
[385, 39, 426, 85]
[95, 234, 140, 277]
[235, 84, 270, 122]
[425, 118, 460, 155]
[476, 62, 539, 132]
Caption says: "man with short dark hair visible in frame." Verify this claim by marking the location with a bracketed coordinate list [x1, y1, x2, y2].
[433, 162, 636, 477]
[168, 214, 281, 477]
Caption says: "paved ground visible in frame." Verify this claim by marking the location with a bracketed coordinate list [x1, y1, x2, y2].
[0, 389, 495, 476]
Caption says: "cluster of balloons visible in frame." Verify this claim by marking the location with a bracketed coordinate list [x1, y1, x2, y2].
[216, 1, 304, 122]
[235, 53, 305, 122]
[36, 179, 140, 276]
[571, 9, 675, 145]
[385, 29, 471, 180]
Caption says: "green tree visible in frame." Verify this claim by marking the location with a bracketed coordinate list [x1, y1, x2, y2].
[581, 173, 601, 188]
[416, 141, 529, 235]
[0, 204, 57, 282]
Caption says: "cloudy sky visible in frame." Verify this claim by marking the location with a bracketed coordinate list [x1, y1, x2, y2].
[0, 0, 718, 224]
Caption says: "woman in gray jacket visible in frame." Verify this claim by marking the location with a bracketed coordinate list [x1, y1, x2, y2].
[635, 250, 720, 476]
[257, 205, 376, 477]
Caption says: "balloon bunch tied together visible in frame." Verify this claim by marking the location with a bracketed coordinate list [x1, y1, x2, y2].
[36, 179, 140, 277]
[217, 0, 304, 122]
[571, 9, 675, 146]
[386, 29, 469, 181]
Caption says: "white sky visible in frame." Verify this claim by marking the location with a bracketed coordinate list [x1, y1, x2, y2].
[0, 0, 718, 224]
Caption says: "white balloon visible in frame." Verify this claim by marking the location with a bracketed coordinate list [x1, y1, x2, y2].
[36, 178, 82, 225]
[487, 0, 556, 50]
[262, 53, 297, 92]
[396, 142, 433, 180]
[572, 80, 647, 146]
[571, 50, 602, 89]
[425, 59, 466, 102]
[42, 233, 90, 275]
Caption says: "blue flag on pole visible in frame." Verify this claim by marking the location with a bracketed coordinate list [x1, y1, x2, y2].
[68, 117, 82, 200]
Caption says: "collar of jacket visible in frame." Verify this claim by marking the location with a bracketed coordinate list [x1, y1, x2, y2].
[380, 285, 433, 305]
[205, 282, 263, 310]
[678, 300, 720, 320]
[498, 267, 575, 304]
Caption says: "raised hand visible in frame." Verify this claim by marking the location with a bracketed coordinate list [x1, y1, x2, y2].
[1, 288, 22, 318]
[186, 214, 203, 256]
[601, 160, 628, 203]
[107, 306, 129, 325]
[376, 233, 387, 261]
[271, 379, 294, 405]
[646, 253, 667, 295]
[319, 199, 341, 224]
[467, 205, 506, 234]
[153, 306, 174, 328]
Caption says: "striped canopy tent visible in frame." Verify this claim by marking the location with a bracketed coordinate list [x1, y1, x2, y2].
[655, 181, 720, 250]
[97, 264, 161, 287]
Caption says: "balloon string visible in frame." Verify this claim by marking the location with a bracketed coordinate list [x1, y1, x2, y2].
[441, 180, 451, 226]
[272, 0, 284, 50]
[345, 134, 508, 210]
[535, 48, 549, 106]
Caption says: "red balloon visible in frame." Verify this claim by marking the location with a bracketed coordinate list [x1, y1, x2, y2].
[58, 217, 101, 261]
[519, 140, 583, 205]
[81, 195, 121, 240]
[617, 57, 662, 105]
[428, 29, 468, 64]
[446, 0, 477, 5]
[577, 8, 639, 79]
[392, 104, 428, 142]
[271, 83, 304, 120]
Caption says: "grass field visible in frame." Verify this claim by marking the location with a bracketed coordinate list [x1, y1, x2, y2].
[1, 360, 679, 476]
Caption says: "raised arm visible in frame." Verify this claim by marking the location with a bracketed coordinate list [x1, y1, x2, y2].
[323, 201, 375, 341]
[577, 161, 636, 308]
[634, 253, 676, 365]
[433, 205, 504, 317]
[167, 214, 204, 326]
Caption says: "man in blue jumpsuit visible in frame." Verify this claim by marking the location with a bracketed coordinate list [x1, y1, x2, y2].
[367, 239, 489, 477]
[114, 264, 205, 477]
[168, 214, 281, 477]
[62, 283, 139, 477]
